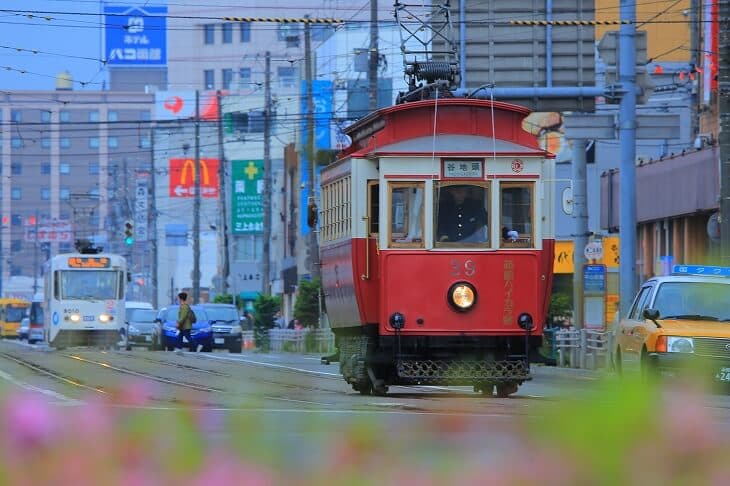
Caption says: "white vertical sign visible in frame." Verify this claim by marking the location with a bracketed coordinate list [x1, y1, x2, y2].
[135, 178, 149, 242]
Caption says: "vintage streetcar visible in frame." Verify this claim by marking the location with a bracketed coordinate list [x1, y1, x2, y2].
[319, 98, 555, 397]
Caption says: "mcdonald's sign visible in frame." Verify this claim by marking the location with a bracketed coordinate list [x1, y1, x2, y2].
[169, 158, 219, 198]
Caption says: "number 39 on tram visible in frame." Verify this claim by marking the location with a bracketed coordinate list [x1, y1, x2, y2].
[319, 98, 556, 397]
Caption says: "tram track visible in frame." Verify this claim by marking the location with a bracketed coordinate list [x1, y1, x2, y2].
[0, 350, 107, 395]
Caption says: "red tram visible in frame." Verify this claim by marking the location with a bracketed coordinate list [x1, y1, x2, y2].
[319, 98, 555, 397]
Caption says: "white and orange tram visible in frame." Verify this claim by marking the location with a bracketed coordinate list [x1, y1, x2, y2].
[319, 98, 555, 397]
[43, 250, 127, 349]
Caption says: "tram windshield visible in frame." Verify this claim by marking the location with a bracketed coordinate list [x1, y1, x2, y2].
[59, 270, 121, 300]
[434, 183, 489, 247]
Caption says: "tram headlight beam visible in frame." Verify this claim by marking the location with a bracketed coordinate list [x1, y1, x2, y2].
[447, 282, 477, 312]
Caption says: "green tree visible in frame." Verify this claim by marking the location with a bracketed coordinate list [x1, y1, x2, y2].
[213, 293, 233, 304]
[252, 294, 280, 351]
[293, 277, 323, 328]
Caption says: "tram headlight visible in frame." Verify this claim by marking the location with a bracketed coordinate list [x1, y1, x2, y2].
[448, 282, 477, 312]
[68, 314, 81, 322]
[99, 314, 113, 323]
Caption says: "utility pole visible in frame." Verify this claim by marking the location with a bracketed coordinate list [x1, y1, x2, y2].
[32, 210, 39, 295]
[571, 139, 588, 328]
[216, 90, 230, 296]
[262, 51, 272, 295]
[304, 17, 320, 280]
[150, 126, 159, 308]
[618, 0, 637, 317]
[368, 0, 379, 111]
[720, 0, 730, 267]
[193, 90, 201, 304]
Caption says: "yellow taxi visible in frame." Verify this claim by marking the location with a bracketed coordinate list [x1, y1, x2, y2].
[612, 265, 730, 382]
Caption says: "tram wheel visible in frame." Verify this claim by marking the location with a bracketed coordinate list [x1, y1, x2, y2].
[495, 382, 519, 398]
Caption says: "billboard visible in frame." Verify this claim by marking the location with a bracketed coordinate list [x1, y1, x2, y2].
[154, 91, 224, 121]
[231, 160, 264, 234]
[104, 5, 167, 66]
[24, 220, 73, 243]
[168, 158, 220, 198]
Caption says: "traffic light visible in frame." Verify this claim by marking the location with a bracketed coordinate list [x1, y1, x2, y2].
[124, 220, 134, 245]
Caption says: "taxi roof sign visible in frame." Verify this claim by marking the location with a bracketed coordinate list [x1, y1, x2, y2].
[672, 265, 730, 277]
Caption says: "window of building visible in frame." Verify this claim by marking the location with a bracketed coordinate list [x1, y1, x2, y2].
[139, 134, 151, 149]
[140, 110, 151, 121]
[41, 111, 52, 123]
[222, 68, 234, 89]
[60, 163, 70, 175]
[59, 110, 70, 123]
[277, 66, 297, 88]
[60, 187, 70, 200]
[204, 69, 215, 89]
[11, 240, 22, 252]
[41, 187, 51, 200]
[10, 110, 21, 123]
[226, 110, 265, 135]
[60, 138, 70, 149]
[434, 182, 490, 248]
[11, 214, 22, 227]
[222, 23, 233, 43]
[89, 137, 100, 149]
[203, 24, 215, 44]
[239, 68, 252, 86]
[108, 137, 119, 149]
[11, 187, 21, 200]
[500, 182, 534, 248]
[90, 187, 100, 198]
[41, 162, 51, 175]
[240, 22, 251, 42]
[108, 111, 118, 122]
[11, 163, 21, 175]
[41, 137, 51, 149]
[277, 24, 300, 48]
[89, 110, 100, 122]
[89, 162, 100, 175]
[389, 182, 424, 248]
[11, 137, 24, 149]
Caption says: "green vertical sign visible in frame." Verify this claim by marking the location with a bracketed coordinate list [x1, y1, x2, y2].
[231, 159, 264, 234]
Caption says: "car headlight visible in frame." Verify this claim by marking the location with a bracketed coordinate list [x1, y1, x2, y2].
[448, 282, 477, 311]
[667, 336, 694, 353]
[99, 314, 113, 323]
[128, 325, 139, 333]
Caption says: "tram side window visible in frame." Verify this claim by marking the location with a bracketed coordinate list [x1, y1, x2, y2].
[389, 182, 424, 247]
[368, 181, 379, 235]
[434, 182, 489, 247]
[500, 183, 534, 248]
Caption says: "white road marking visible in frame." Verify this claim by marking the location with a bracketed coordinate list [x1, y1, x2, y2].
[0, 368, 81, 404]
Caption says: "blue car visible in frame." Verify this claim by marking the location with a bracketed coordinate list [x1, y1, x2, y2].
[155, 305, 213, 352]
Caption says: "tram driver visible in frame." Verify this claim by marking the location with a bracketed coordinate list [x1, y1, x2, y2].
[436, 185, 488, 243]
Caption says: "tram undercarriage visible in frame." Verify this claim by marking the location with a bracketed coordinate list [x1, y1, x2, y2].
[50, 330, 121, 350]
[333, 325, 539, 397]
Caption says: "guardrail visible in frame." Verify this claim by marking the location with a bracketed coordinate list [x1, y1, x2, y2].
[552, 328, 613, 370]
[242, 328, 336, 354]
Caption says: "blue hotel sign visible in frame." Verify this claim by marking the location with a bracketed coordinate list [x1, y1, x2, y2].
[104, 5, 167, 65]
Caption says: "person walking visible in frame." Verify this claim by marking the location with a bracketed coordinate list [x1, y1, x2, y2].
[176, 292, 196, 354]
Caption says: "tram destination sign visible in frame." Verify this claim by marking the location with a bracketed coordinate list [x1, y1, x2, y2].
[442, 159, 484, 179]
[67, 257, 111, 269]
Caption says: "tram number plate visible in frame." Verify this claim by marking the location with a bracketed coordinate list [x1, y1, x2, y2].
[83, 315, 95, 322]
[717, 368, 730, 382]
[214, 338, 224, 344]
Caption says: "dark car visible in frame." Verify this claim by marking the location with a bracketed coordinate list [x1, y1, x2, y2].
[124, 308, 160, 349]
[155, 305, 213, 352]
[21, 301, 44, 344]
[199, 303, 243, 353]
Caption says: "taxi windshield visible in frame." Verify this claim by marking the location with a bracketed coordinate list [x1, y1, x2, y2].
[653, 282, 730, 321]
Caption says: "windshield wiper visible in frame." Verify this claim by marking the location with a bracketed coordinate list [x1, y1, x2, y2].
[661, 314, 719, 321]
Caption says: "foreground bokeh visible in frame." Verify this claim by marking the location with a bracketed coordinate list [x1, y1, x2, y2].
[1, 371, 730, 485]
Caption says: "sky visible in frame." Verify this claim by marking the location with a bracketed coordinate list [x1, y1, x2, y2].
[1, 1, 114, 91]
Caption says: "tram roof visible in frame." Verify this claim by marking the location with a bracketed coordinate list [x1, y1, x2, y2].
[341, 98, 550, 159]
[367, 134, 550, 158]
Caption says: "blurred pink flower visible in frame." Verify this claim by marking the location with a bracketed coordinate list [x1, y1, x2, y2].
[2, 392, 59, 450]
[188, 451, 274, 486]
